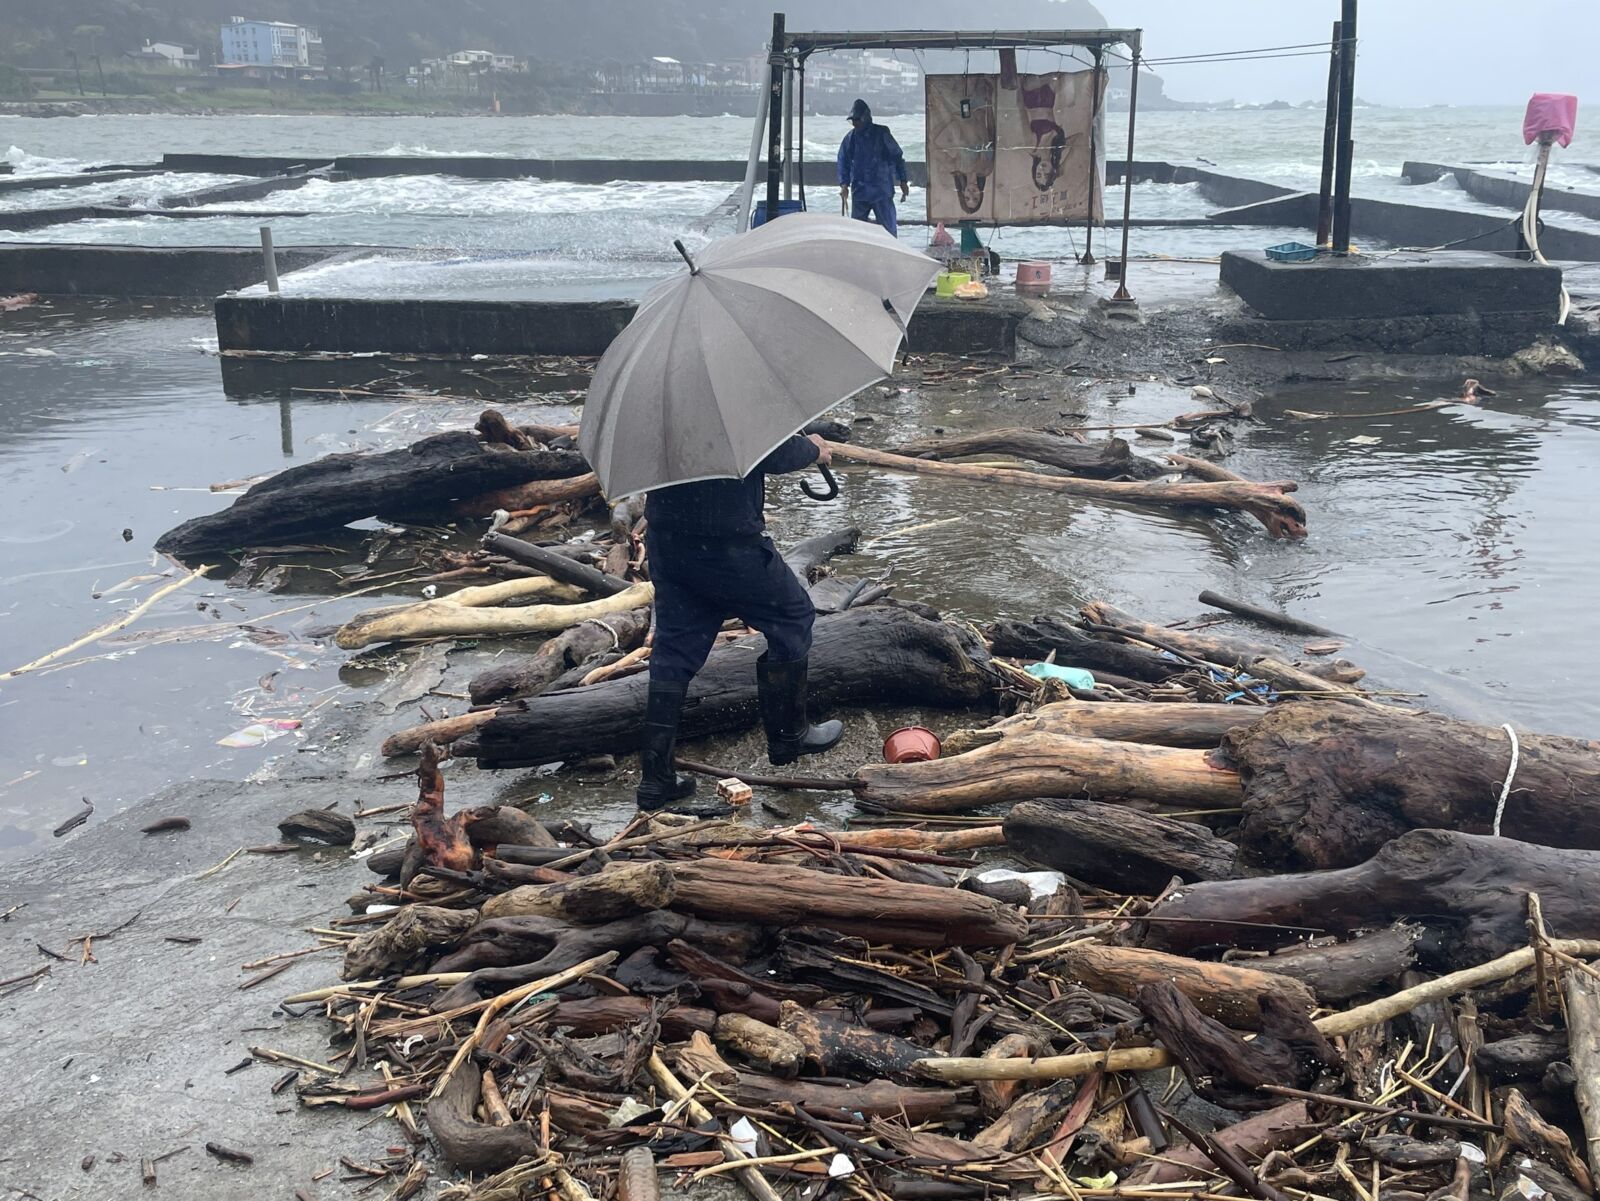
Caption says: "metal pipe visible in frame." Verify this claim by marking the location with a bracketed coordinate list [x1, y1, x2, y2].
[782, 55, 795, 201]
[1111, 49, 1140, 302]
[735, 69, 772, 230]
[1331, 0, 1358, 254]
[765, 12, 785, 224]
[797, 64, 807, 211]
[1081, 49, 1102, 265]
[259, 225, 280, 294]
[1314, 21, 1341, 247]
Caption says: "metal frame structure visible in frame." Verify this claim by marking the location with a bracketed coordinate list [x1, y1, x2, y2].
[739, 17, 1145, 301]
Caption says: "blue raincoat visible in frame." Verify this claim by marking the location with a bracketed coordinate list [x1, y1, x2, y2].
[837, 99, 908, 236]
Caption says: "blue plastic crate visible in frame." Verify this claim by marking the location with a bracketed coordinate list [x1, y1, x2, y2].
[1265, 241, 1318, 263]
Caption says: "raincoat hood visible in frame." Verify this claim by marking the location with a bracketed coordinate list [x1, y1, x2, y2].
[848, 98, 872, 124]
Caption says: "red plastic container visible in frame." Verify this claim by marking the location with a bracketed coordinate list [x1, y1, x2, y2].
[1015, 261, 1052, 295]
[883, 726, 941, 763]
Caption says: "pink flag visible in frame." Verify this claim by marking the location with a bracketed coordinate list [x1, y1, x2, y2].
[1524, 93, 1577, 147]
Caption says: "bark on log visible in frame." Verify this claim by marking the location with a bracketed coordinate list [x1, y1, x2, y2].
[341, 904, 479, 980]
[618, 1147, 658, 1201]
[853, 731, 1242, 814]
[777, 1000, 928, 1080]
[427, 1062, 541, 1172]
[976, 1034, 1047, 1118]
[1253, 924, 1421, 1003]
[468, 609, 651, 705]
[468, 607, 997, 767]
[381, 709, 500, 757]
[1478, 1033, 1572, 1083]
[783, 527, 862, 580]
[954, 698, 1266, 752]
[972, 1078, 1081, 1152]
[479, 861, 676, 923]
[893, 429, 1166, 480]
[667, 858, 1027, 948]
[1145, 830, 1600, 966]
[456, 471, 600, 518]
[825, 441, 1307, 538]
[1052, 942, 1317, 1029]
[463, 805, 559, 849]
[336, 582, 653, 651]
[481, 530, 632, 596]
[714, 1012, 806, 1077]
[1564, 968, 1600, 1185]
[1502, 1087, 1593, 1193]
[1080, 600, 1281, 667]
[1226, 706, 1600, 870]
[986, 617, 1187, 684]
[1198, 590, 1338, 638]
[1004, 797, 1241, 893]
[673, 1032, 971, 1123]
[548, 996, 715, 1041]
[156, 429, 587, 560]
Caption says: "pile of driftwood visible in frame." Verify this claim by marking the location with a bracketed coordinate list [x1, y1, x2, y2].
[278, 715, 1600, 1201]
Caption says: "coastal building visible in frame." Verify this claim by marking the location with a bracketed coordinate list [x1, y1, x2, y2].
[131, 40, 201, 70]
[219, 18, 322, 72]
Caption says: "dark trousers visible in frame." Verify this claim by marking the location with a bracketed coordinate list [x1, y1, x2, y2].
[850, 190, 898, 237]
[646, 531, 814, 684]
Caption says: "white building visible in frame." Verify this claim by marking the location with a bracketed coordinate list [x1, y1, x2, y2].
[445, 50, 525, 73]
[220, 18, 311, 69]
[132, 40, 200, 70]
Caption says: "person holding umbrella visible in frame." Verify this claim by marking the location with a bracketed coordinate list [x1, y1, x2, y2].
[579, 214, 940, 812]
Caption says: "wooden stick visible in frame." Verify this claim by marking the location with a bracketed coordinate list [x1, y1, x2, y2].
[381, 709, 499, 757]
[825, 440, 1307, 538]
[1565, 962, 1600, 1184]
[647, 1052, 785, 1201]
[915, 939, 1600, 1082]
[3, 564, 212, 680]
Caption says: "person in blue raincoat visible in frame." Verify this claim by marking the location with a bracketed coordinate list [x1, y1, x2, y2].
[837, 98, 910, 236]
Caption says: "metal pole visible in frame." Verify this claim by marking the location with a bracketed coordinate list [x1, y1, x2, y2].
[1314, 21, 1341, 247]
[735, 70, 772, 229]
[782, 57, 795, 201]
[259, 225, 280, 294]
[797, 63, 807, 211]
[1111, 46, 1140, 303]
[279, 397, 294, 456]
[1330, 0, 1358, 254]
[765, 12, 786, 224]
[1081, 50, 1102, 265]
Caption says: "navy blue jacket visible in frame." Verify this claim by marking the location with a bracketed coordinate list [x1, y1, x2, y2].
[645, 435, 819, 539]
[837, 105, 908, 198]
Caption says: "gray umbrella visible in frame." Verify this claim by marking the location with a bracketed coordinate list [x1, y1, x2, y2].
[579, 213, 941, 500]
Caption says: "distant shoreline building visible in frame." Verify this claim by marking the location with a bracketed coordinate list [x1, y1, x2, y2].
[218, 17, 325, 78]
[132, 40, 201, 71]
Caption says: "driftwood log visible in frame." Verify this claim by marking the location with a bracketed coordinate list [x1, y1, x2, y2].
[1080, 600, 1282, 667]
[1135, 981, 1339, 1109]
[428, 1062, 540, 1172]
[943, 699, 1268, 757]
[1145, 829, 1600, 965]
[778, 1000, 928, 1080]
[893, 429, 1166, 480]
[468, 608, 651, 705]
[825, 441, 1307, 538]
[467, 607, 997, 767]
[1226, 705, 1600, 869]
[336, 581, 653, 651]
[545, 997, 716, 1041]
[341, 904, 478, 980]
[479, 861, 676, 923]
[157, 429, 587, 560]
[853, 731, 1242, 814]
[1565, 968, 1600, 1184]
[1052, 942, 1317, 1029]
[1004, 798, 1241, 893]
[674, 1032, 971, 1123]
[1252, 924, 1421, 1003]
[986, 617, 1188, 684]
[481, 529, 632, 596]
[668, 858, 1028, 948]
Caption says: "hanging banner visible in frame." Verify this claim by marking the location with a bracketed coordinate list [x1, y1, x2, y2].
[925, 69, 1105, 226]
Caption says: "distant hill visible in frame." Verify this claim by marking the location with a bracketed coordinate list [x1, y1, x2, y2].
[1, 0, 1115, 69]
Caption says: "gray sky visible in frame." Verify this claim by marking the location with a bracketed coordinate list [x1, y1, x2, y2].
[1102, 1, 1600, 107]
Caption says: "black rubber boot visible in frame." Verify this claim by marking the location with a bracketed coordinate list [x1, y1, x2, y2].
[634, 680, 698, 812]
[758, 654, 844, 767]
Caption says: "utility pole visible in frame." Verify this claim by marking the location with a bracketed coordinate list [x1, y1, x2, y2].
[764, 12, 784, 224]
[1330, 0, 1358, 254]
[67, 50, 85, 96]
[1314, 21, 1341, 247]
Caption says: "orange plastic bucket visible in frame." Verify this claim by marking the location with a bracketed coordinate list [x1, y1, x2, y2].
[883, 726, 941, 763]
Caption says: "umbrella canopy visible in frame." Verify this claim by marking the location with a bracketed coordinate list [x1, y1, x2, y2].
[579, 213, 941, 500]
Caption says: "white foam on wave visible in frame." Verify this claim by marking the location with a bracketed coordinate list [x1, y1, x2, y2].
[194, 174, 728, 218]
[5, 145, 85, 176]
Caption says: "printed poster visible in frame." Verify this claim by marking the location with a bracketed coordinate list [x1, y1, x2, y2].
[925, 69, 1105, 226]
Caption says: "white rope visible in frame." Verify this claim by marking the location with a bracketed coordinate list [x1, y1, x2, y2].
[1491, 722, 1521, 837]
[581, 618, 621, 651]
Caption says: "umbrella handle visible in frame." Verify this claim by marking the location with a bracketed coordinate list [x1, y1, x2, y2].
[800, 463, 840, 502]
